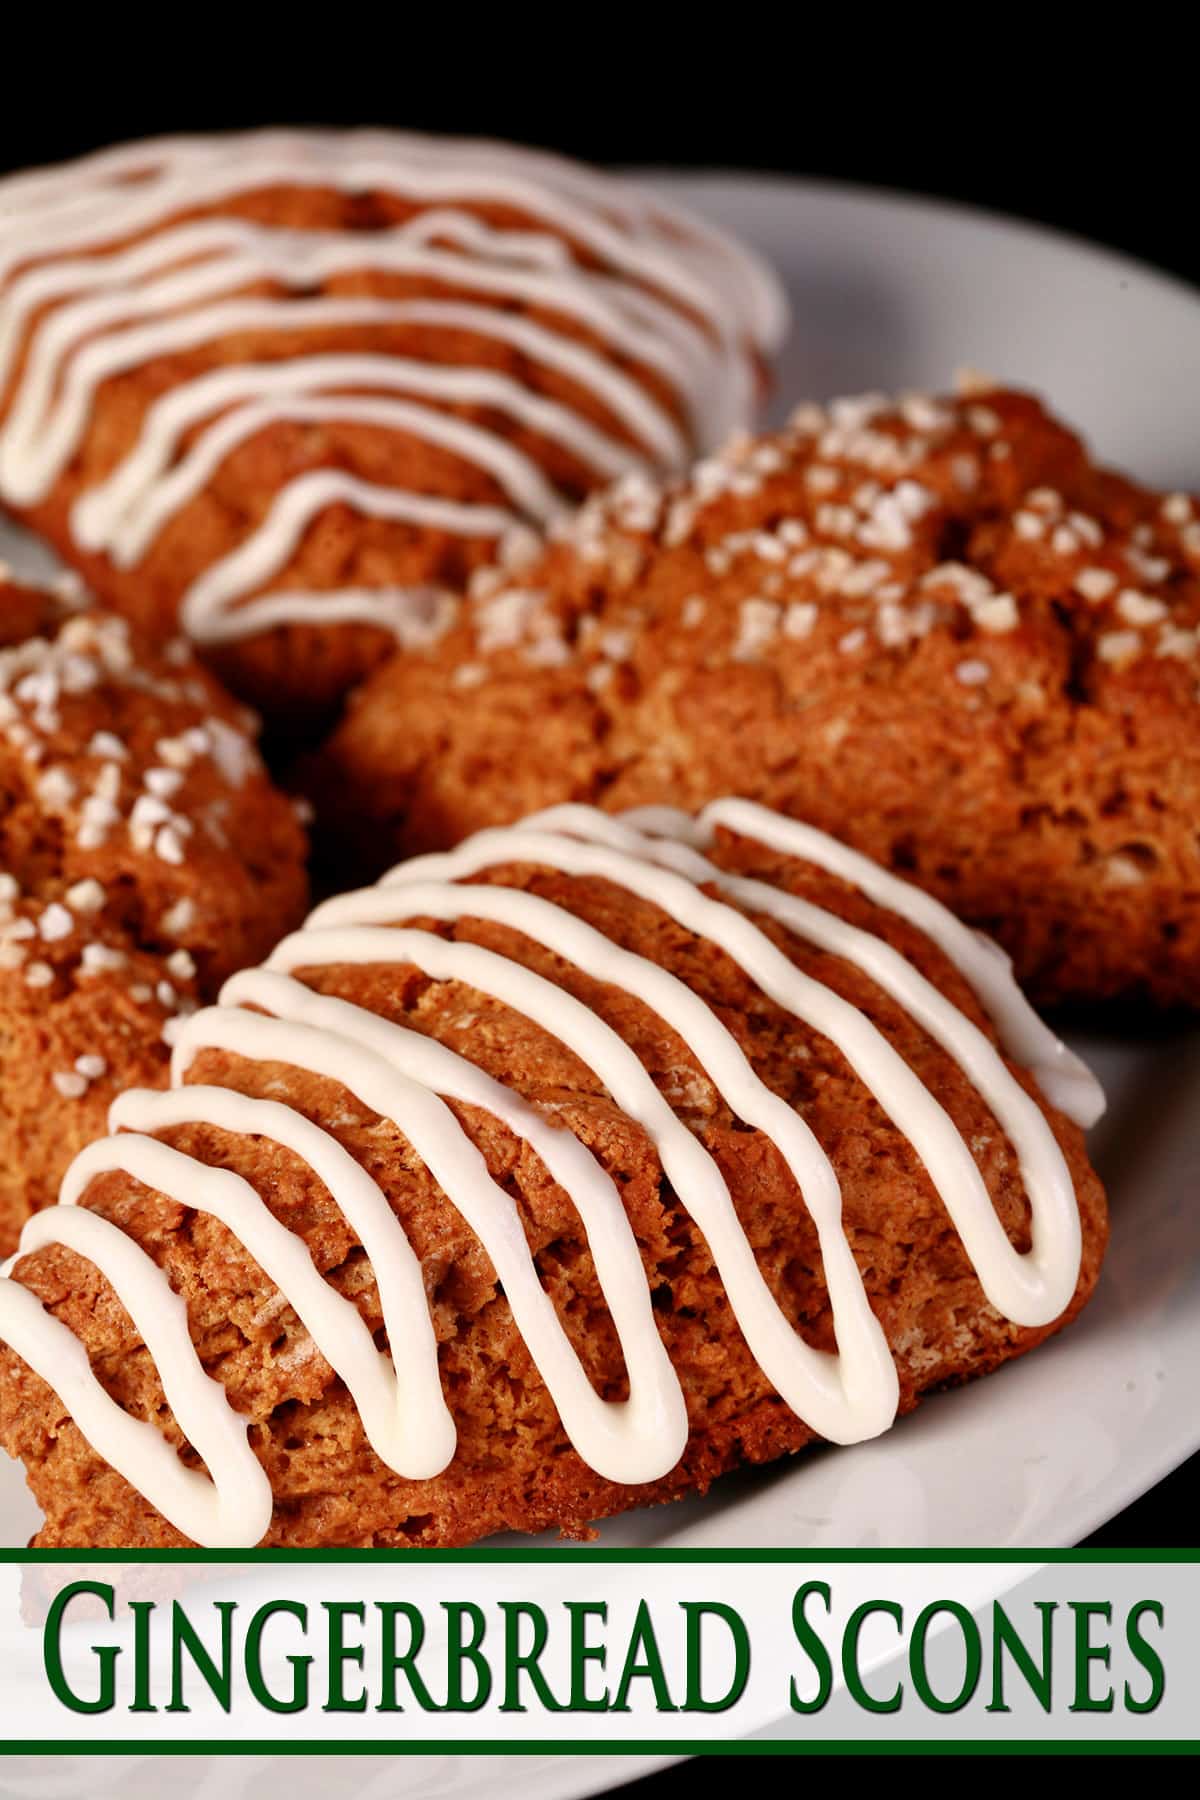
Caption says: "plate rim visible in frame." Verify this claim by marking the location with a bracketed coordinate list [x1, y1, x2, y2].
[635, 164, 1200, 314]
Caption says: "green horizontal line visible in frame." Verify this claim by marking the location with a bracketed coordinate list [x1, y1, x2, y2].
[2, 1548, 1197, 1564]
[0, 1740, 1193, 1756]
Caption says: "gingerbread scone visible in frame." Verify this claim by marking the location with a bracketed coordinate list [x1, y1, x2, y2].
[0, 576, 308, 1251]
[0, 131, 786, 730]
[316, 384, 1200, 1010]
[0, 801, 1106, 1549]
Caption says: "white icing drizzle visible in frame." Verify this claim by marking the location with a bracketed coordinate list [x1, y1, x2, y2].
[74, 354, 644, 567]
[614, 799, 1105, 1130]
[165, 993, 688, 1483]
[261, 921, 898, 1443]
[0, 1205, 272, 1547]
[0, 131, 785, 645]
[0, 801, 1099, 1547]
[90, 1089, 457, 1484]
[177, 471, 515, 646]
[363, 827, 1085, 1323]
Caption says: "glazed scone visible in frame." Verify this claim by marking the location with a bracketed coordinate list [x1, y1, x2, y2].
[315, 384, 1200, 1010]
[0, 131, 785, 730]
[0, 801, 1106, 1549]
[0, 576, 308, 1250]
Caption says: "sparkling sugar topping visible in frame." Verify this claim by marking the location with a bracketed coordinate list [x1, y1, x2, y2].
[457, 387, 1199, 691]
[0, 597, 271, 1064]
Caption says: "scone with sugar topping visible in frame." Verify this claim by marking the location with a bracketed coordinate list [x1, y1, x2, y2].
[315, 383, 1200, 1009]
[0, 576, 308, 1250]
[0, 800, 1106, 1548]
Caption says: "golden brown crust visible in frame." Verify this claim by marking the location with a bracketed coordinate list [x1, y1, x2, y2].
[313, 385, 1200, 1009]
[0, 827, 1107, 1548]
[0, 579, 309, 1248]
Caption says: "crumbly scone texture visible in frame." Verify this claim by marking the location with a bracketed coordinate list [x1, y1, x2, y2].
[315, 385, 1200, 1009]
[0, 831, 1107, 1548]
[0, 580, 309, 1248]
[0, 178, 743, 732]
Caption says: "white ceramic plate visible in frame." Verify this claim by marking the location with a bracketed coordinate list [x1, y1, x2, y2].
[0, 172, 1198, 1795]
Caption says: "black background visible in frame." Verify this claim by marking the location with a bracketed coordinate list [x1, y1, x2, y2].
[1, 49, 1197, 297]
[0, 43, 1194, 1776]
